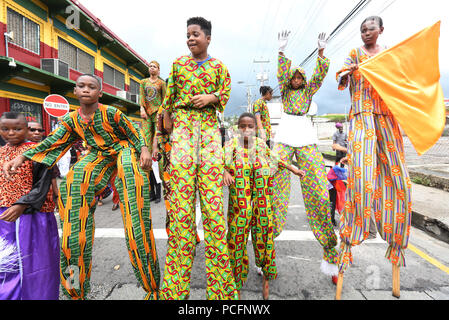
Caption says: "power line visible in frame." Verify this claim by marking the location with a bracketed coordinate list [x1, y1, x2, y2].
[299, 0, 372, 68]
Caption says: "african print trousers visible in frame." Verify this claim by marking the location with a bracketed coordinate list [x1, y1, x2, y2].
[158, 133, 172, 233]
[338, 112, 412, 273]
[227, 161, 277, 291]
[58, 149, 160, 300]
[143, 112, 157, 155]
[159, 108, 237, 300]
[272, 144, 339, 265]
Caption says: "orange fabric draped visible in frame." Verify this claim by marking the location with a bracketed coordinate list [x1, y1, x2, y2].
[358, 21, 445, 156]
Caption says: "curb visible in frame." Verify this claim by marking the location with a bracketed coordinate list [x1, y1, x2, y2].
[409, 170, 449, 193]
[412, 211, 449, 245]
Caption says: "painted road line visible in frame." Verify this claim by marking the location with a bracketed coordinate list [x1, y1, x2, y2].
[408, 244, 449, 276]
[57, 228, 384, 243]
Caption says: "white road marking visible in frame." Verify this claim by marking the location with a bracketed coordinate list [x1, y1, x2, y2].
[57, 228, 385, 244]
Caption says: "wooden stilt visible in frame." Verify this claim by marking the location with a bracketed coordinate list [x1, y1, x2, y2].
[392, 264, 400, 298]
[262, 276, 269, 300]
[335, 272, 344, 300]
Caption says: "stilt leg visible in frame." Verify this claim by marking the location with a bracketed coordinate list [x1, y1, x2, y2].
[262, 276, 269, 300]
[392, 264, 400, 298]
[335, 272, 344, 300]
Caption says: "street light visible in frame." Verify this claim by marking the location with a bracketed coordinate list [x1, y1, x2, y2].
[4, 31, 17, 68]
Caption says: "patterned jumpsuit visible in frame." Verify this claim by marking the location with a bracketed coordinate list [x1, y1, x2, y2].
[156, 106, 173, 233]
[225, 136, 284, 291]
[336, 47, 412, 273]
[273, 54, 339, 267]
[253, 98, 272, 142]
[159, 55, 237, 300]
[140, 77, 166, 155]
[23, 105, 160, 300]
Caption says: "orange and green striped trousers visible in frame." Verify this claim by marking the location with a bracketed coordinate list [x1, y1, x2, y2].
[338, 112, 412, 273]
[58, 148, 160, 300]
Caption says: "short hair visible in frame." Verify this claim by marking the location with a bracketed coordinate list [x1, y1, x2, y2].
[361, 16, 383, 30]
[77, 74, 103, 90]
[260, 86, 273, 96]
[238, 112, 256, 126]
[0, 111, 28, 125]
[187, 17, 212, 36]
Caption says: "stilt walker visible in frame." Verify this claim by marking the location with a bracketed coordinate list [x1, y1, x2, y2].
[5, 75, 160, 300]
[158, 17, 237, 300]
[272, 31, 340, 282]
[335, 18, 445, 299]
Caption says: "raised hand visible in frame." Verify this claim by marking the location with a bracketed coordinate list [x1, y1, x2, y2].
[278, 30, 291, 53]
[317, 32, 329, 50]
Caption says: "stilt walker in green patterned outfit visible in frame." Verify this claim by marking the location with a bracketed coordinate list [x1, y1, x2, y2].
[5, 75, 160, 300]
[272, 30, 340, 284]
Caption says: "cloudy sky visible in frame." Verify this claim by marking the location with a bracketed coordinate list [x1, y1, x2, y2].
[83, 0, 449, 116]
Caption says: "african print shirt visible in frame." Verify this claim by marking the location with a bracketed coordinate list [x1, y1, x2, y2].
[162, 55, 231, 113]
[224, 136, 288, 176]
[278, 54, 330, 115]
[0, 142, 54, 211]
[23, 104, 147, 168]
[140, 77, 167, 116]
[0, 143, 34, 207]
[337, 47, 391, 117]
[253, 98, 272, 141]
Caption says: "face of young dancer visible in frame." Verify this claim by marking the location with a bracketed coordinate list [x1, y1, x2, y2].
[74, 76, 102, 106]
[264, 90, 273, 101]
[28, 122, 45, 142]
[238, 117, 256, 142]
[187, 24, 211, 58]
[0, 117, 28, 146]
[290, 71, 305, 90]
[361, 20, 383, 47]
[149, 63, 159, 77]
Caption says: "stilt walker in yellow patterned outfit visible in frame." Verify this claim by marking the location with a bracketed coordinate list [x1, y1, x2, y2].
[224, 113, 305, 300]
[273, 31, 340, 283]
[5, 75, 160, 300]
[159, 17, 237, 300]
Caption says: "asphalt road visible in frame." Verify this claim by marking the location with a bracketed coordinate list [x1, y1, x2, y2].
[57, 171, 449, 301]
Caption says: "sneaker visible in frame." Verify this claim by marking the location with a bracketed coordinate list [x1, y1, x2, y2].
[256, 266, 263, 276]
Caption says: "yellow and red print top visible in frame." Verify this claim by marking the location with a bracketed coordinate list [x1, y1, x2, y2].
[162, 55, 231, 113]
[140, 77, 167, 116]
[337, 47, 392, 118]
[0, 143, 34, 207]
[253, 98, 272, 141]
[23, 104, 147, 168]
[0, 142, 54, 211]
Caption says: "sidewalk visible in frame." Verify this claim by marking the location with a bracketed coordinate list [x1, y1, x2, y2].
[319, 139, 449, 245]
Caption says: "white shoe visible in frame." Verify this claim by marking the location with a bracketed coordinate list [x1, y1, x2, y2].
[256, 266, 263, 276]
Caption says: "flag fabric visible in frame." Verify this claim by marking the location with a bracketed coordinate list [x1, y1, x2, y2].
[358, 21, 445, 156]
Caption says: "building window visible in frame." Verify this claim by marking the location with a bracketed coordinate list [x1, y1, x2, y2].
[7, 8, 40, 54]
[103, 64, 125, 90]
[129, 78, 140, 95]
[58, 38, 95, 74]
[10, 99, 43, 124]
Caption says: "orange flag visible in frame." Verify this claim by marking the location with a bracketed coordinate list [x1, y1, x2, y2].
[358, 21, 445, 156]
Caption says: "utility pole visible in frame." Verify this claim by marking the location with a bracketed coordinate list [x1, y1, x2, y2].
[253, 58, 270, 87]
[238, 81, 256, 112]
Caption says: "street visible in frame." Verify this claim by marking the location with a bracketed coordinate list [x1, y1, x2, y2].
[57, 171, 449, 301]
